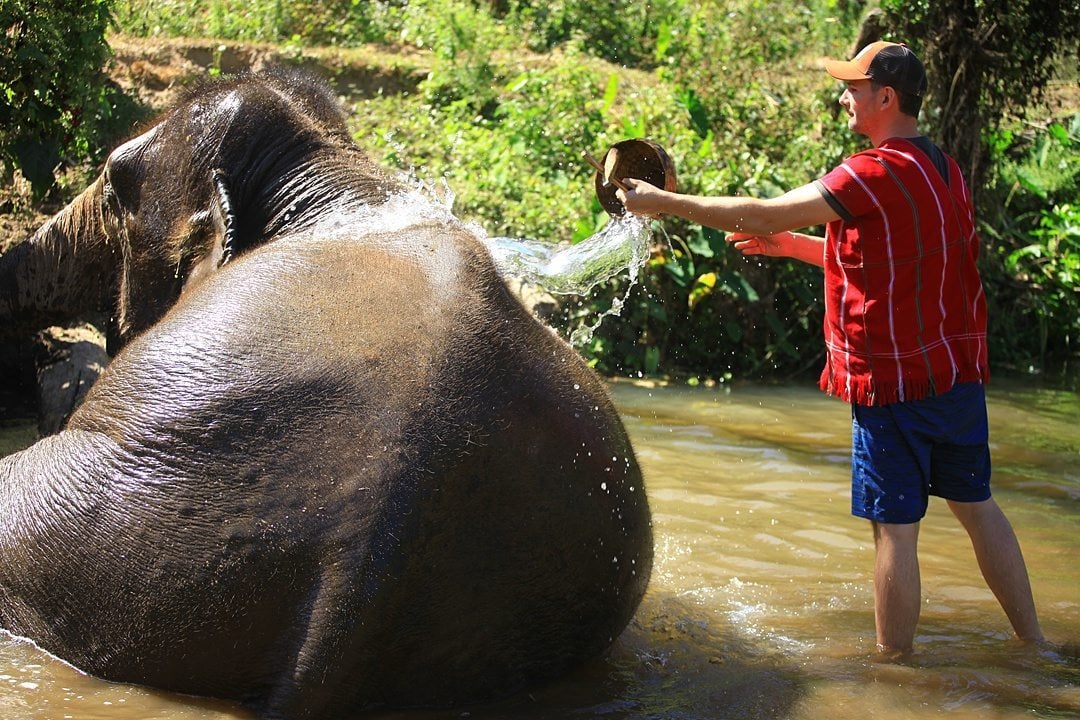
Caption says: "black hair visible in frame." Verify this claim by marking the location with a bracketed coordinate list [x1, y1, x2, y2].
[871, 80, 923, 118]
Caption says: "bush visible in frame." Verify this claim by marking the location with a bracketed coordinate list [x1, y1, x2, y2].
[0, 0, 115, 197]
[112, 0, 406, 46]
[980, 118, 1080, 372]
[503, 0, 680, 65]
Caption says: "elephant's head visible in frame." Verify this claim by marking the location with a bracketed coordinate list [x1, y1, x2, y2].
[1, 69, 400, 352]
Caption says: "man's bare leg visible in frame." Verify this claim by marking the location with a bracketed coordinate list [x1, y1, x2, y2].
[872, 520, 922, 653]
[947, 498, 1043, 642]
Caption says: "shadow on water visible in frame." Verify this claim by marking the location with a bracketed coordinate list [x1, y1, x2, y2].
[349, 595, 1080, 720]
[366, 594, 811, 720]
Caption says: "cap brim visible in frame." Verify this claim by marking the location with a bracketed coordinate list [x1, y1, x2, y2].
[825, 59, 871, 81]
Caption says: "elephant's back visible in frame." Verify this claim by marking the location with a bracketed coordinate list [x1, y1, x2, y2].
[65, 218, 652, 710]
[267, 222, 654, 704]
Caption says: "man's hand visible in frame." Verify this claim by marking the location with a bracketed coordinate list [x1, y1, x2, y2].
[727, 230, 826, 267]
[727, 231, 792, 257]
[615, 178, 667, 217]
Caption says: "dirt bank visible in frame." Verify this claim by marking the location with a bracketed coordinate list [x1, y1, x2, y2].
[108, 34, 431, 110]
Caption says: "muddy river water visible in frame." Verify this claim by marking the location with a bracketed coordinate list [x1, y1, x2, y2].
[1, 379, 1076, 719]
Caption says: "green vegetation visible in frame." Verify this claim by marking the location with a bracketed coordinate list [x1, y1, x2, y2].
[982, 118, 1080, 370]
[4, 1, 1078, 385]
[1, 0, 116, 197]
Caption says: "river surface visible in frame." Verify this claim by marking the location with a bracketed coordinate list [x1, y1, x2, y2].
[1, 379, 1077, 719]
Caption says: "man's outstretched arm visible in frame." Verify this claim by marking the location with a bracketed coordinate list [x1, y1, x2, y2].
[617, 179, 838, 264]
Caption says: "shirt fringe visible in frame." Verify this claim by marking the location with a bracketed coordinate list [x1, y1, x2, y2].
[820, 364, 989, 406]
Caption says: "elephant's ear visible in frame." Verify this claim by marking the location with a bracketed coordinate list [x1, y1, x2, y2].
[182, 169, 240, 292]
[212, 169, 241, 267]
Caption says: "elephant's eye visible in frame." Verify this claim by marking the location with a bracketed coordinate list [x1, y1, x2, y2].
[102, 168, 123, 211]
[102, 182, 116, 215]
[100, 174, 123, 239]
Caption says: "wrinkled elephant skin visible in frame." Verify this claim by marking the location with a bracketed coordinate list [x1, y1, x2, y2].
[0, 70, 652, 720]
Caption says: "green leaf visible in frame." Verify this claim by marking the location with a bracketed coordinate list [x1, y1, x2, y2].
[601, 72, 618, 116]
[654, 21, 672, 61]
[717, 270, 759, 302]
[505, 72, 530, 93]
[675, 86, 710, 139]
[686, 230, 716, 258]
[1015, 167, 1049, 199]
[704, 227, 726, 255]
[1047, 123, 1070, 145]
[620, 114, 646, 138]
[688, 272, 717, 310]
[664, 253, 695, 287]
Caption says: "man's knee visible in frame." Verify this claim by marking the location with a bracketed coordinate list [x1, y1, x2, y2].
[947, 497, 999, 525]
[871, 519, 920, 550]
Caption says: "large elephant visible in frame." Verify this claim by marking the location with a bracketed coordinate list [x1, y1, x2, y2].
[0, 69, 652, 719]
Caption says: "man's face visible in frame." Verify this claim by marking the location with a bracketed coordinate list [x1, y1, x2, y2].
[838, 79, 884, 138]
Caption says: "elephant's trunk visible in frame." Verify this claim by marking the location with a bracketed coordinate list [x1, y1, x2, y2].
[0, 177, 116, 340]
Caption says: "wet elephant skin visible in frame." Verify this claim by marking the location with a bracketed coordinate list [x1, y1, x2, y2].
[0, 70, 652, 720]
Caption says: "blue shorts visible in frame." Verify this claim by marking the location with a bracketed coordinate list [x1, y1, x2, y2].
[851, 382, 991, 524]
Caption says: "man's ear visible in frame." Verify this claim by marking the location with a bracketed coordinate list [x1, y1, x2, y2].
[881, 86, 896, 108]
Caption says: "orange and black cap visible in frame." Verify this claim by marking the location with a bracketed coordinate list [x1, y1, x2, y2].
[825, 41, 927, 98]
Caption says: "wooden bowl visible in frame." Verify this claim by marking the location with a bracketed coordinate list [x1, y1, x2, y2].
[594, 139, 677, 216]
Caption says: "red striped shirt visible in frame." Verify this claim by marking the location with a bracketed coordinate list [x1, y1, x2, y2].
[814, 137, 988, 407]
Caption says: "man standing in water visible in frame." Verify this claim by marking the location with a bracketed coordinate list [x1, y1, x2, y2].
[616, 41, 1043, 654]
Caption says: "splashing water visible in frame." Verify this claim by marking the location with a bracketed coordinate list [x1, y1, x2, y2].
[379, 162, 656, 347]
[485, 214, 651, 296]
[486, 215, 653, 345]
